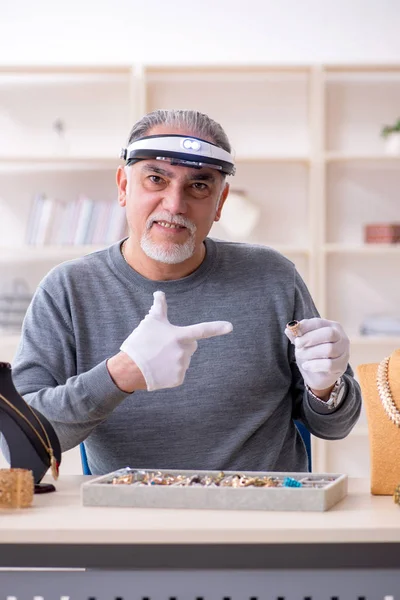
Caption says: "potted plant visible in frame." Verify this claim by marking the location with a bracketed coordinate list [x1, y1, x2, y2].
[381, 118, 400, 155]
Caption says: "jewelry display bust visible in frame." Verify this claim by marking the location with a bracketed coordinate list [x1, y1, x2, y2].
[357, 349, 400, 495]
[0, 362, 61, 486]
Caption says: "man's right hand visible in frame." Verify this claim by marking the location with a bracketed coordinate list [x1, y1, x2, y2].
[118, 291, 233, 392]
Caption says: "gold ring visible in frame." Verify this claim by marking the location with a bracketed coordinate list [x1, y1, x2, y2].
[287, 320, 301, 337]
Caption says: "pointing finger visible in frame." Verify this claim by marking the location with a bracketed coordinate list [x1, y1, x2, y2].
[182, 320, 233, 340]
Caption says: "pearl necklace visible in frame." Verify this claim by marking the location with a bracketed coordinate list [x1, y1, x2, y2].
[376, 356, 400, 427]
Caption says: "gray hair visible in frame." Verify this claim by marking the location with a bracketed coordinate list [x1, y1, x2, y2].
[126, 109, 232, 153]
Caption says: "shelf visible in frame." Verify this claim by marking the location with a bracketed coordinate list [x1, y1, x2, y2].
[145, 65, 311, 82]
[325, 153, 400, 162]
[0, 157, 122, 172]
[325, 69, 400, 82]
[350, 336, 400, 346]
[325, 64, 400, 73]
[0, 245, 106, 263]
[0, 244, 309, 264]
[0, 69, 131, 85]
[236, 155, 310, 164]
[0, 65, 132, 75]
[0, 156, 310, 170]
[324, 244, 400, 254]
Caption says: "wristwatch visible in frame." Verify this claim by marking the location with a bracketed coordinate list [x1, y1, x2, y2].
[306, 377, 346, 409]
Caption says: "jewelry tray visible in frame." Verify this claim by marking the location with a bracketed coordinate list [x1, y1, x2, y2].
[81, 468, 348, 511]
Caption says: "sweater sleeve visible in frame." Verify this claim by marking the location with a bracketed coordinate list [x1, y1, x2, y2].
[289, 271, 362, 440]
[11, 285, 129, 452]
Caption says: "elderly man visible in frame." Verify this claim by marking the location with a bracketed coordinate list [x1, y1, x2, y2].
[11, 109, 361, 475]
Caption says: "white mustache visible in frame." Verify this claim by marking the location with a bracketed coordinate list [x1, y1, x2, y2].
[147, 212, 197, 234]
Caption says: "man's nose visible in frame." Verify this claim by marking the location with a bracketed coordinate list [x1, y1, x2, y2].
[161, 185, 187, 214]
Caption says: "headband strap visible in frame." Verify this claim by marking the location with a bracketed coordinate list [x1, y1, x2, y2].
[120, 134, 236, 176]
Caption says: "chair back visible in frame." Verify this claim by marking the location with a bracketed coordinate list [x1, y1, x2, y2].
[80, 442, 91, 475]
[294, 420, 312, 471]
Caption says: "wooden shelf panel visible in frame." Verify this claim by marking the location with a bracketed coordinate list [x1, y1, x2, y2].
[0, 245, 106, 263]
[0, 157, 122, 172]
[350, 335, 400, 346]
[0, 156, 309, 171]
[324, 244, 400, 254]
[0, 244, 309, 264]
[145, 65, 312, 80]
[325, 64, 400, 73]
[325, 153, 400, 162]
[0, 65, 132, 75]
[236, 155, 310, 164]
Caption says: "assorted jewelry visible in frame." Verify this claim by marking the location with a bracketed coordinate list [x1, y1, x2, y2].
[0, 468, 34, 509]
[283, 476, 303, 488]
[108, 469, 335, 489]
[0, 393, 59, 479]
[376, 356, 400, 428]
[112, 470, 279, 488]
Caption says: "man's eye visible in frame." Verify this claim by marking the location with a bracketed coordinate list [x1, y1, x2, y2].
[149, 175, 164, 184]
[192, 182, 207, 191]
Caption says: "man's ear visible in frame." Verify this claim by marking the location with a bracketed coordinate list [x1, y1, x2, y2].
[214, 182, 230, 222]
[116, 166, 128, 207]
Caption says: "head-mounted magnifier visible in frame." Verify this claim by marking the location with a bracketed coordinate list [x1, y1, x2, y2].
[120, 134, 236, 176]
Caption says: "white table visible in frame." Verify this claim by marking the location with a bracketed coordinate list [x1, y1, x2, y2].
[0, 475, 399, 569]
[1, 476, 400, 599]
[0, 476, 400, 600]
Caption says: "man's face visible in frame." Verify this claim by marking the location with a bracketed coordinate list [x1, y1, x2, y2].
[117, 128, 229, 265]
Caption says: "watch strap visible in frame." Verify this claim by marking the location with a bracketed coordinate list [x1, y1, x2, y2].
[306, 377, 346, 410]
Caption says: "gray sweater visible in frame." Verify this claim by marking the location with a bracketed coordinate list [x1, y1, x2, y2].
[11, 238, 361, 475]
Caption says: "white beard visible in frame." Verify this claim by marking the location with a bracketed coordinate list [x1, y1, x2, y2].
[141, 233, 196, 264]
[140, 212, 197, 265]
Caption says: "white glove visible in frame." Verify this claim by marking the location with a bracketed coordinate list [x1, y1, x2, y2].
[120, 291, 233, 391]
[285, 317, 350, 391]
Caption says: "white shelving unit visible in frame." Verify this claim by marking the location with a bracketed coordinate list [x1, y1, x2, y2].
[1, 63, 400, 476]
[0, 66, 135, 351]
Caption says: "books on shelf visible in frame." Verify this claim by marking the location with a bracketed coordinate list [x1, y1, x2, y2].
[25, 193, 127, 246]
[0, 278, 32, 333]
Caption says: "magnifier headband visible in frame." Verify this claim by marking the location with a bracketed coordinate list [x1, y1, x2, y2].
[120, 134, 236, 176]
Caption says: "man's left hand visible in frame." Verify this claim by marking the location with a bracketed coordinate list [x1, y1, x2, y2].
[285, 317, 350, 392]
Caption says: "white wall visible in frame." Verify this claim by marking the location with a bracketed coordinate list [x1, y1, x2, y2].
[0, 0, 399, 65]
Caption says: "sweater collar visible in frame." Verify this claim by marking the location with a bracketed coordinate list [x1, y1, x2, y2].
[108, 237, 217, 292]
